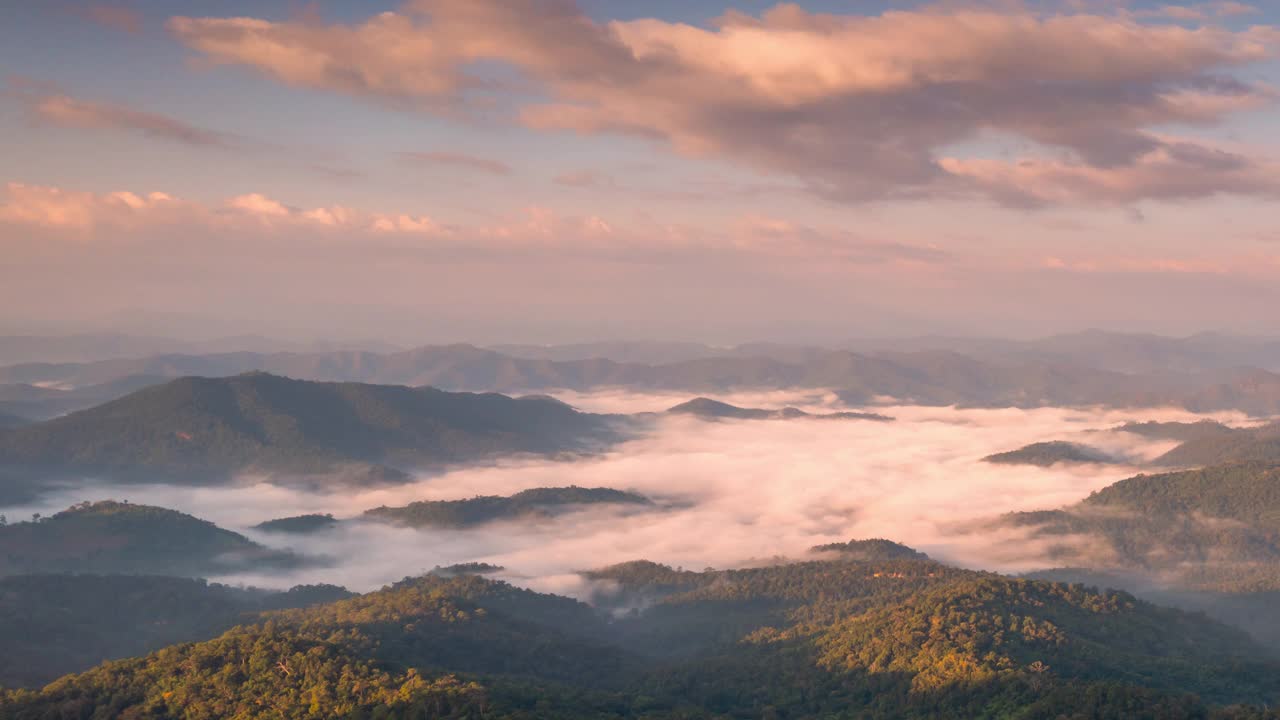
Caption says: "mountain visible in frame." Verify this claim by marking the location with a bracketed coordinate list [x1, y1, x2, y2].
[252, 514, 338, 535]
[0, 373, 621, 484]
[0, 574, 351, 688]
[363, 486, 654, 529]
[665, 396, 892, 421]
[5, 561, 1280, 718]
[10, 342, 1280, 415]
[997, 463, 1280, 584]
[810, 538, 931, 561]
[0, 501, 303, 577]
[983, 441, 1117, 467]
[0, 410, 27, 428]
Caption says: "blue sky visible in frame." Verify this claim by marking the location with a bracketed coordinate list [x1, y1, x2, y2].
[2, 1, 1279, 343]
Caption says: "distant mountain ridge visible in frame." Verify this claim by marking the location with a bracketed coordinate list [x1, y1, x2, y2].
[0, 373, 621, 485]
[7, 337, 1280, 414]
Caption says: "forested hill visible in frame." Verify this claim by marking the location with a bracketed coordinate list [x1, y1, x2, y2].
[0, 500, 302, 577]
[4, 561, 1280, 718]
[983, 440, 1116, 467]
[997, 462, 1280, 590]
[363, 486, 654, 529]
[0, 372, 620, 482]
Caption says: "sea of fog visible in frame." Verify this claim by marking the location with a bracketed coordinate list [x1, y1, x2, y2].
[3, 390, 1254, 599]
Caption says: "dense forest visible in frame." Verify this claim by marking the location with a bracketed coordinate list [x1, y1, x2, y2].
[4, 558, 1280, 719]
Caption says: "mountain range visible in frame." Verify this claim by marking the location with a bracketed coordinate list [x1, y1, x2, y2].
[7, 336, 1280, 415]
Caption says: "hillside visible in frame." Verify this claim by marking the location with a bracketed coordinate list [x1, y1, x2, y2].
[0, 574, 351, 688]
[1084, 462, 1280, 530]
[0, 501, 303, 577]
[0, 372, 620, 483]
[363, 486, 654, 529]
[983, 441, 1116, 467]
[1154, 422, 1280, 467]
[996, 463, 1280, 592]
[6, 562, 1280, 718]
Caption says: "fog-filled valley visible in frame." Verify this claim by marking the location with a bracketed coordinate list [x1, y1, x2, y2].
[1, 391, 1244, 593]
[6, 346, 1280, 716]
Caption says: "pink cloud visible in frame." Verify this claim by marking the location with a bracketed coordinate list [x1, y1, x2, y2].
[167, 1, 1280, 206]
[29, 94, 232, 148]
[0, 181, 948, 266]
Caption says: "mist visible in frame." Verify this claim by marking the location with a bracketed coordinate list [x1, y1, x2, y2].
[1, 390, 1253, 598]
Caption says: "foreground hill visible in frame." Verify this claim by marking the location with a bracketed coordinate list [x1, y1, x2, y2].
[0, 372, 620, 483]
[0, 501, 303, 577]
[363, 486, 654, 529]
[0, 575, 351, 688]
[4, 560, 1279, 718]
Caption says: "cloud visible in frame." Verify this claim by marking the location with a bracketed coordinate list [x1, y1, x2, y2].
[168, 1, 1280, 206]
[3, 392, 1250, 594]
[0, 181, 947, 266]
[398, 151, 512, 175]
[29, 94, 233, 148]
[941, 141, 1280, 206]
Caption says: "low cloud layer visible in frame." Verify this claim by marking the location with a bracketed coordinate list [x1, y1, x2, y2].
[2, 391, 1251, 598]
[0, 181, 945, 265]
[168, 1, 1280, 206]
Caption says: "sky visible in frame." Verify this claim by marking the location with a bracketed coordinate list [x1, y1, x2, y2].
[1, 0, 1279, 344]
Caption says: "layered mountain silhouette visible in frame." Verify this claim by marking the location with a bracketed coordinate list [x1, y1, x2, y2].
[8, 338, 1280, 415]
[0, 372, 621, 484]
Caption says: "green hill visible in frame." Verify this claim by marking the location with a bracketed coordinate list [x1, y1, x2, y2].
[0, 500, 303, 577]
[998, 463, 1280, 588]
[7, 562, 1279, 718]
[0, 372, 620, 484]
[363, 486, 653, 529]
